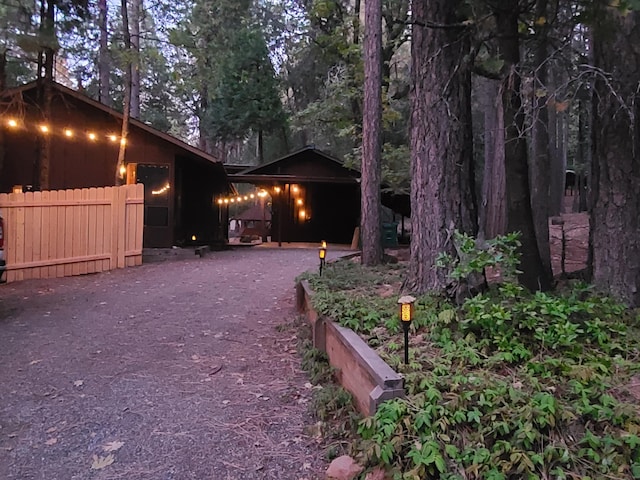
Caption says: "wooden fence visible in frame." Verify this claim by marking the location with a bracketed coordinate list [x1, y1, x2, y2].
[0, 184, 144, 283]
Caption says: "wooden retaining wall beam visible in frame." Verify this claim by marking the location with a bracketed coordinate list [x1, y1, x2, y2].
[296, 280, 404, 416]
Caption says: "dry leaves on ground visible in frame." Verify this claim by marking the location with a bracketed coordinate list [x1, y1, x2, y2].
[91, 454, 115, 470]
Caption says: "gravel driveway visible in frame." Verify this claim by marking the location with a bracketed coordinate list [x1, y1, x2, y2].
[0, 246, 345, 480]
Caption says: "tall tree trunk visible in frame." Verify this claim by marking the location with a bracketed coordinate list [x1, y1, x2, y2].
[576, 96, 590, 212]
[98, 0, 110, 106]
[529, 0, 553, 281]
[494, 2, 551, 291]
[38, 0, 55, 190]
[591, 8, 640, 307]
[130, 0, 141, 118]
[353, 0, 361, 44]
[548, 64, 562, 211]
[479, 77, 506, 241]
[116, 0, 132, 186]
[361, 0, 383, 266]
[408, 0, 478, 294]
[257, 129, 264, 163]
[0, 51, 5, 182]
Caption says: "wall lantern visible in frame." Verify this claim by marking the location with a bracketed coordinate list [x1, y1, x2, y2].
[398, 295, 416, 364]
[318, 240, 327, 275]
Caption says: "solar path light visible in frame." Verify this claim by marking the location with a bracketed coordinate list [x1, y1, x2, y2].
[319, 240, 327, 276]
[398, 295, 416, 364]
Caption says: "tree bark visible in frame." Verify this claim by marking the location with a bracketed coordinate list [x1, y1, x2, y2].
[408, 0, 478, 294]
[98, 0, 110, 106]
[130, 0, 141, 118]
[494, 1, 551, 291]
[116, 0, 132, 186]
[478, 77, 506, 241]
[361, 0, 383, 266]
[591, 8, 640, 307]
[529, 0, 553, 282]
[353, 0, 361, 44]
[38, 0, 55, 190]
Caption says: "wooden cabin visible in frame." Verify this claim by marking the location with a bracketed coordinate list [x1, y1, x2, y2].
[229, 146, 362, 244]
[0, 81, 232, 248]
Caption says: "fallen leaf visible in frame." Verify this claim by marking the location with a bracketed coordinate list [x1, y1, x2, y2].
[103, 441, 124, 452]
[91, 454, 115, 470]
[222, 400, 230, 405]
[45, 438, 57, 446]
[46, 427, 57, 434]
[73, 380, 84, 387]
[29, 359, 42, 366]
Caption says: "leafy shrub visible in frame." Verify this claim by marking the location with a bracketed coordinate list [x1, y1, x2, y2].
[298, 240, 640, 479]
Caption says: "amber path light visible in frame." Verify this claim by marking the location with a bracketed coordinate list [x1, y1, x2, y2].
[398, 295, 416, 364]
[318, 240, 327, 275]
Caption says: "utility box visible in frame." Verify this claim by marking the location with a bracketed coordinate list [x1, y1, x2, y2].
[382, 222, 398, 247]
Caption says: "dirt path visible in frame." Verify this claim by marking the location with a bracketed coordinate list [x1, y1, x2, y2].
[0, 247, 342, 480]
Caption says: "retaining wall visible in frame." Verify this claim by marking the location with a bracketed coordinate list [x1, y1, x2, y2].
[296, 280, 404, 416]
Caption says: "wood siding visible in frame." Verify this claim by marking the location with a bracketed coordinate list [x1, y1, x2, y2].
[0, 184, 143, 282]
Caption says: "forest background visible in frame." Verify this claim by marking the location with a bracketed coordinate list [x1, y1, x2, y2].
[0, 0, 638, 306]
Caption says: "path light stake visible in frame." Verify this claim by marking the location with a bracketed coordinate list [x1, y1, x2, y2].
[319, 240, 327, 275]
[398, 295, 416, 364]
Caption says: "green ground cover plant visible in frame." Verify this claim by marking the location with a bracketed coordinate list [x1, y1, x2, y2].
[300, 240, 640, 479]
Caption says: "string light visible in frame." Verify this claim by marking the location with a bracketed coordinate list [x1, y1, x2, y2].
[1, 117, 128, 146]
[297, 198, 303, 206]
[152, 183, 170, 195]
[216, 188, 273, 205]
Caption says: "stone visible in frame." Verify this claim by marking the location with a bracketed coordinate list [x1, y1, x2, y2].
[326, 455, 363, 480]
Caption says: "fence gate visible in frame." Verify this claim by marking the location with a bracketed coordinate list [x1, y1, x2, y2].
[0, 184, 144, 283]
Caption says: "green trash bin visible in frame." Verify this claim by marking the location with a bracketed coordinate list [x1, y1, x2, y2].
[382, 222, 398, 247]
